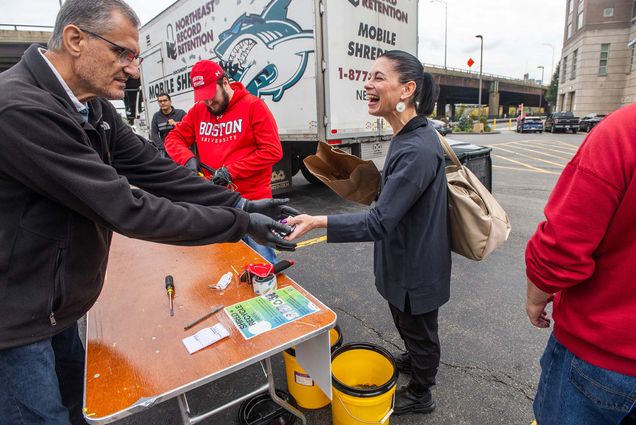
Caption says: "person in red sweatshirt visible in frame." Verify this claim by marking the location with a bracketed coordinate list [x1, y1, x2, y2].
[525, 103, 636, 425]
[166, 60, 284, 263]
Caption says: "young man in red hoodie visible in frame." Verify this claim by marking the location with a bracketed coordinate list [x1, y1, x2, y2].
[526, 103, 636, 425]
[166, 60, 284, 263]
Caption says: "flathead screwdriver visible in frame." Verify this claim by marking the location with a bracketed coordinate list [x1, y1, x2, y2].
[165, 275, 175, 316]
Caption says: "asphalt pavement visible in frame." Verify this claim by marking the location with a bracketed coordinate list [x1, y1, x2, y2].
[114, 128, 588, 425]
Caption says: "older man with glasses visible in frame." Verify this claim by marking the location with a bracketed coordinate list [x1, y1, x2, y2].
[0, 1, 297, 424]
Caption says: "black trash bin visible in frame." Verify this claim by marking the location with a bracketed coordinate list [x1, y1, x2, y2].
[446, 141, 493, 192]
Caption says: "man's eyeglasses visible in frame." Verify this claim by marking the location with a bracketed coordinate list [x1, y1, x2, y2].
[80, 28, 143, 66]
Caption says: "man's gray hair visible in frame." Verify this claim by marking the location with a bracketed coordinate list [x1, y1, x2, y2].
[48, 0, 140, 51]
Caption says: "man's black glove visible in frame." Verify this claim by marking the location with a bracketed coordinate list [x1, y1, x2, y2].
[243, 198, 301, 221]
[185, 157, 199, 173]
[247, 213, 296, 251]
[212, 166, 232, 186]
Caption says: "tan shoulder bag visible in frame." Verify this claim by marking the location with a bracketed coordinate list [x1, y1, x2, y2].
[436, 132, 511, 261]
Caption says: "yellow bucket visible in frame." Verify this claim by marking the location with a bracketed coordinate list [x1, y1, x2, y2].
[283, 325, 342, 409]
[331, 343, 398, 425]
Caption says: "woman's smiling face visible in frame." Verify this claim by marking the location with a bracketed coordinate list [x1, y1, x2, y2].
[364, 56, 404, 118]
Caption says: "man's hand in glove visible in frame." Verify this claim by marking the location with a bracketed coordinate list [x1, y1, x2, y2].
[184, 157, 199, 173]
[212, 166, 232, 186]
[247, 213, 297, 251]
[243, 198, 301, 221]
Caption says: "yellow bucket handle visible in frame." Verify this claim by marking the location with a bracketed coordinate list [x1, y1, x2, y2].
[334, 391, 395, 424]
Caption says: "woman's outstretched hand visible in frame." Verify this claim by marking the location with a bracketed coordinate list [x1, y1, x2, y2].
[285, 214, 328, 241]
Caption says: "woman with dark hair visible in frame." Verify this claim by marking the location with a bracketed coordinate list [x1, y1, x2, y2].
[286, 50, 451, 415]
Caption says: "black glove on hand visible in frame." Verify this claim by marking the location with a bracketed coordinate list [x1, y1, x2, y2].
[185, 157, 199, 173]
[247, 213, 296, 251]
[243, 198, 301, 220]
[212, 166, 232, 186]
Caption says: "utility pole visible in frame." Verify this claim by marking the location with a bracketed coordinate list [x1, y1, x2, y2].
[430, 0, 448, 69]
[537, 65, 545, 114]
[541, 43, 555, 76]
[475, 35, 483, 118]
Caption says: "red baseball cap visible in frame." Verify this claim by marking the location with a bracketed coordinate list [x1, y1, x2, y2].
[190, 60, 224, 102]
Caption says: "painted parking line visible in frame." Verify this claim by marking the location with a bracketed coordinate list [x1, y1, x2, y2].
[523, 139, 578, 151]
[489, 145, 567, 168]
[512, 141, 577, 156]
[487, 139, 578, 152]
[493, 164, 543, 173]
[492, 154, 558, 174]
[503, 143, 573, 162]
[296, 235, 327, 248]
[546, 139, 580, 149]
[275, 235, 327, 254]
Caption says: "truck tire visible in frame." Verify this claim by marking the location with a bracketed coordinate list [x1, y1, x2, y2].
[300, 162, 324, 186]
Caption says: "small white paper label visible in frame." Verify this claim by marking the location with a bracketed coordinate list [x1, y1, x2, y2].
[294, 371, 314, 386]
[182, 323, 230, 354]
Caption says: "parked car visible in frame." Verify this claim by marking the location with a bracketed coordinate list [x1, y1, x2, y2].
[545, 112, 580, 133]
[430, 119, 452, 136]
[516, 116, 544, 133]
[579, 113, 607, 132]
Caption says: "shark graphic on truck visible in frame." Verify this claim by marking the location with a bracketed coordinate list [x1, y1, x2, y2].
[214, 0, 314, 102]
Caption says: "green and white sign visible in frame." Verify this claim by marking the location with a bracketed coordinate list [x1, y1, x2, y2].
[224, 287, 320, 340]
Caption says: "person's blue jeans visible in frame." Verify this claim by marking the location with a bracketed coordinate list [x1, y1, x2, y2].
[243, 235, 277, 264]
[534, 334, 636, 425]
[0, 324, 87, 425]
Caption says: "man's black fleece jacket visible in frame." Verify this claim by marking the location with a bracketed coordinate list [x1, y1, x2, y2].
[0, 45, 249, 349]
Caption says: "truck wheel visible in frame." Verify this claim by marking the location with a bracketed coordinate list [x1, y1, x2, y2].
[300, 162, 324, 186]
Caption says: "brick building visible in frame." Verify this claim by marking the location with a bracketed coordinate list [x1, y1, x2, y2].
[557, 0, 636, 115]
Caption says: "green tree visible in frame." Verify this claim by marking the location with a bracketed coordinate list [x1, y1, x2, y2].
[458, 115, 472, 131]
[546, 60, 560, 111]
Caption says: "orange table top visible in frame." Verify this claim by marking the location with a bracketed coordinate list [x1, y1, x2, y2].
[84, 234, 336, 422]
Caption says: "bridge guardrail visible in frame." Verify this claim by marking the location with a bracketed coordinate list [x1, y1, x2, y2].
[0, 24, 53, 31]
[423, 63, 545, 87]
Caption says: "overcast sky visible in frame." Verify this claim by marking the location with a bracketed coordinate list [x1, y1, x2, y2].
[4, 0, 564, 84]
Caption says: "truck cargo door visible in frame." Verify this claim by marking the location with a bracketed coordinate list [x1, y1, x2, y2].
[322, 0, 419, 140]
[139, 48, 167, 125]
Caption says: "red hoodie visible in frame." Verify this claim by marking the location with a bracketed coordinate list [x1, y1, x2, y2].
[165, 82, 282, 200]
[526, 103, 636, 377]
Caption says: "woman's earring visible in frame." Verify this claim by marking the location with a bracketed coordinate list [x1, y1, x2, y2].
[396, 101, 406, 113]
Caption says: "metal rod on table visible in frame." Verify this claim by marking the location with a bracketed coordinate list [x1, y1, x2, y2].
[183, 305, 224, 330]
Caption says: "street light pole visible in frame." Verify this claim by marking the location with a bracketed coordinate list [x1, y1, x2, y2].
[537, 65, 545, 113]
[541, 43, 555, 76]
[475, 35, 483, 118]
[430, 0, 448, 69]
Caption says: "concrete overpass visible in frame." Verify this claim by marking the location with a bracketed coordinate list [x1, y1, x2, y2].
[424, 64, 547, 119]
[0, 25, 52, 73]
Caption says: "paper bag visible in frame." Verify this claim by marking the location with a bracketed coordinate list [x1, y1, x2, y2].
[303, 142, 380, 205]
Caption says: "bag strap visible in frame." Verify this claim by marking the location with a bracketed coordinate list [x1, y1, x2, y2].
[434, 130, 462, 169]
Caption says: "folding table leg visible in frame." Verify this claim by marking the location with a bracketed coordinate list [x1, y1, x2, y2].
[263, 357, 307, 425]
[177, 394, 192, 425]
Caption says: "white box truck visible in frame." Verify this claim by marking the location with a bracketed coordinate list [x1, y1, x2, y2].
[133, 0, 419, 193]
